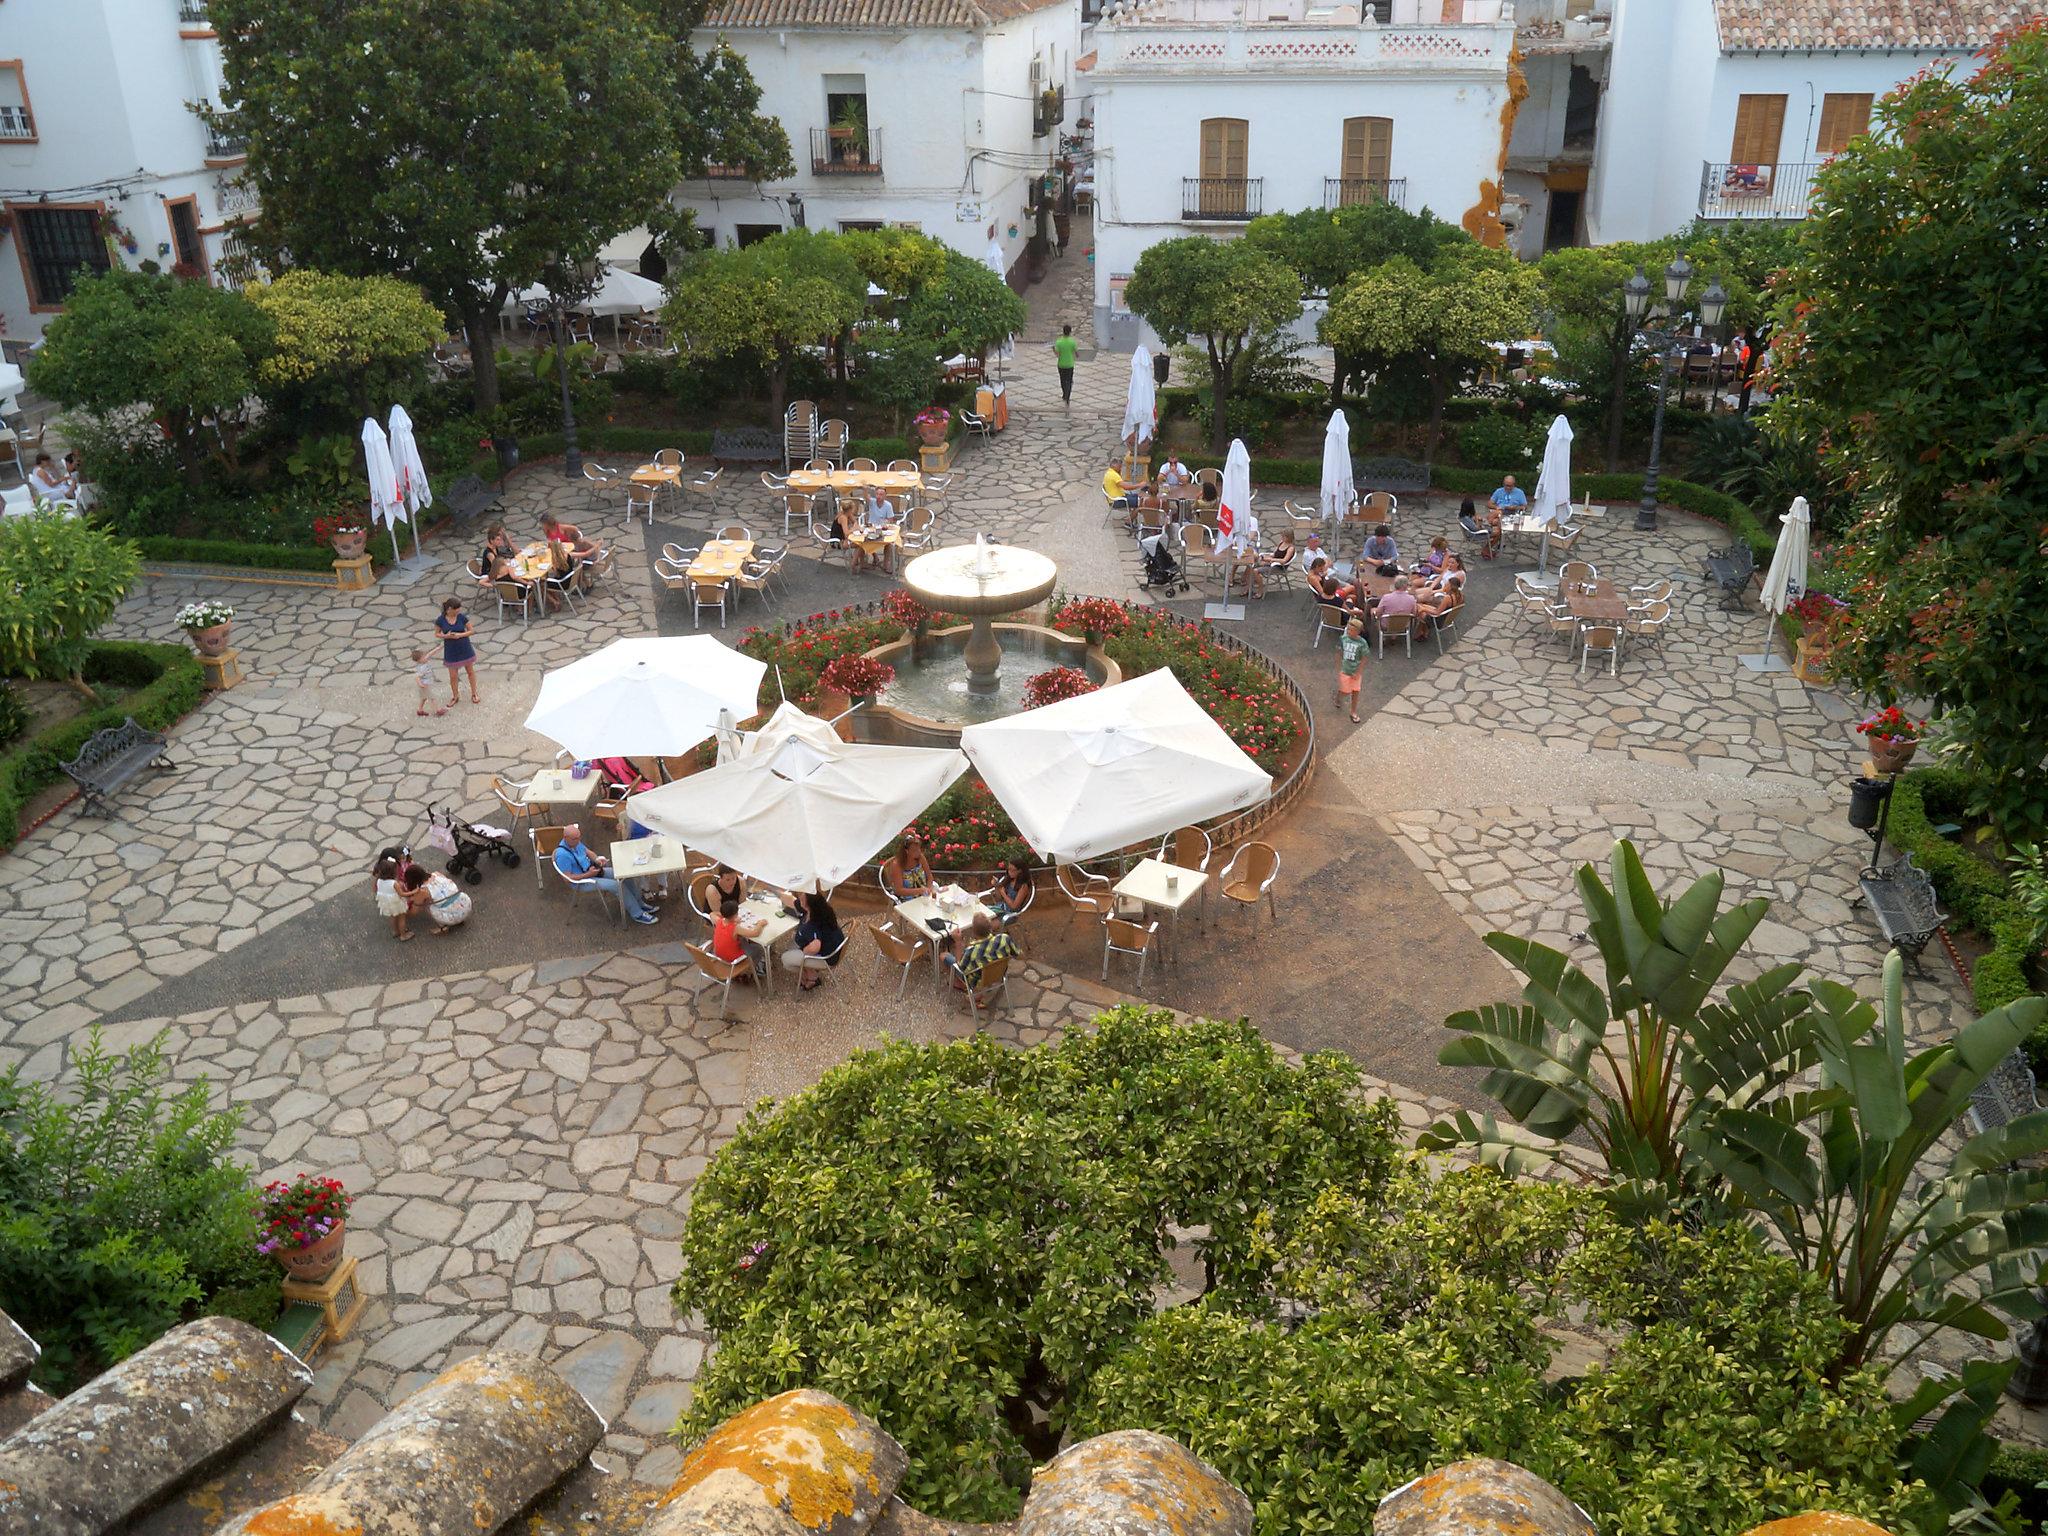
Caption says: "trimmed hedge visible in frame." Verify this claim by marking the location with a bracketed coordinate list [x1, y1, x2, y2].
[0, 641, 206, 850]
[1986, 1441, 2048, 1528]
[135, 537, 339, 574]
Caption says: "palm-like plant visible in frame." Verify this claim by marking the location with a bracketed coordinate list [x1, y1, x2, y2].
[1702, 952, 2048, 1373]
[1419, 841, 1822, 1206]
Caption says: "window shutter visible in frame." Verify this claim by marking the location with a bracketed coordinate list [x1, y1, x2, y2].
[1730, 94, 1787, 165]
[1816, 93, 1871, 154]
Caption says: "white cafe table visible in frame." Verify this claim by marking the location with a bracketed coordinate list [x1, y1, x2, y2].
[527, 768, 603, 809]
[737, 893, 801, 995]
[615, 834, 694, 880]
[895, 885, 997, 989]
[1114, 857, 1208, 968]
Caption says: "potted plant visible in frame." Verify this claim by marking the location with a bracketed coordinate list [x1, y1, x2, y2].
[174, 598, 236, 658]
[820, 652, 895, 706]
[314, 511, 371, 561]
[912, 405, 951, 448]
[1054, 596, 1130, 648]
[257, 1173, 354, 1282]
[1788, 591, 1846, 681]
[1023, 666, 1097, 711]
[831, 102, 868, 165]
[1856, 706, 1927, 775]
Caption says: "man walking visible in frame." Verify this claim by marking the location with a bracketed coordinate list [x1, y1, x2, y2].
[1052, 324, 1078, 407]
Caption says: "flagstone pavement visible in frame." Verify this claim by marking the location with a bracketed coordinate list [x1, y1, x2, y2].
[3, 225, 2036, 1460]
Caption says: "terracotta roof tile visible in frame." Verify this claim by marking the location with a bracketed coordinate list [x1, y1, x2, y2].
[1713, 0, 2029, 50]
[703, 0, 1065, 27]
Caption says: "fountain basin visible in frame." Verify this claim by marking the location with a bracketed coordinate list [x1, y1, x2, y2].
[901, 542, 1060, 696]
[854, 624, 1121, 749]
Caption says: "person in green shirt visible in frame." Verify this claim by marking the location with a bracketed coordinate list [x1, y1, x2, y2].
[1336, 618, 1370, 724]
[1052, 324, 1078, 405]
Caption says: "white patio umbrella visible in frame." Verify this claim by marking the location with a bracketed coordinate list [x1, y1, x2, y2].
[1218, 439, 1254, 552]
[626, 703, 968, 891]
[1522, 413, 1573, 583]
[524, 637, 767, 760]
[1740, 496, 1810, 674]
[961, 669, 1272, 864]
[387, 403, 431, 562]
[984, 240, 1007, 280]
[1123, 345, 1157, 450]
[506, 263, 664, 319]
[360, 417, 407, 565]
[1318, 409, 1353, 524]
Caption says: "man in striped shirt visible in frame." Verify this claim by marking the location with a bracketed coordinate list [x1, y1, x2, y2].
[947, 913, 1019, 993]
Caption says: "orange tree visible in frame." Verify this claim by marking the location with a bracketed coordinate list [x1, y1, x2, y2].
[1767, 24, 2048, 840]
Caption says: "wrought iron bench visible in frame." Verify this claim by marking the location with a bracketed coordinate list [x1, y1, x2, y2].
[1854, 854, 1948, 971]
[60, 717, 175, 818]
[1967, 1050, 2043, 1138]
[1350, 456, 1432, 496]
[443, 474, 501, 526]
[712, 428, 780, 466]
[1702, 540, 1756, 609]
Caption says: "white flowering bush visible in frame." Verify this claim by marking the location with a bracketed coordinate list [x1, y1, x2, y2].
[173, 600, 235, 629]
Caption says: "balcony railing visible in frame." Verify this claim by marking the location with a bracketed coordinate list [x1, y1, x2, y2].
[1323, 176, 1407, 210]
[810, 125, 881, 176]
[178, 0, 212, 23]
[1033, 84, 1065, 139]
[205, 122, 247, 161]
[1182, 176, 1263, 221]
[1697, 160, 1815, 220]
[0, 105, 32, 141]
[701, 163, 755, 181]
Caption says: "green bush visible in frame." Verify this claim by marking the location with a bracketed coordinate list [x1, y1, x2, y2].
[0, 641, 204, 850]
[1455, 409, 1543, 472]
[1986, 1442, 2048, 1527]
[0, 1030, 269, 1392]
[134, 537, 340, 573]
[0, 684, 27, 751]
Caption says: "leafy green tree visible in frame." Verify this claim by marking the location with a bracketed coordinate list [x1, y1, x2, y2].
[1323, 248, 1538, 462]
[1123, 238, 1301, 454]
[903, 251, 1026, 368]
[672, 1010, 1399, 1520]
[245, 270, 446, 423]
[0, 512, 142, 697]
[841, 226, 949, 302]
[29, 269, 272, 483]
[210, 0, 791, 459]
[1678, 218, 1801, 412]
[855, 327, 942, 435]
[1767, 26, 2048, 841]
[1536, 240, 1674, 470]
[0, 1030, 270, 1391]
[665, 230, 866, 418]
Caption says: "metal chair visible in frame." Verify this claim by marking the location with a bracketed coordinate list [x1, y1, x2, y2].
[805, 458, 835, 473]
[759, 470, 788, 493]
[1312, 603, 1350, 649]
[871, 920, 931, 999]
[686, 869, 719, 927]
[1376, 609, 1414, 659]
[1102, 918, 1159, 987]
[685, 941, 751, 1019]
[847, 456, 879, 472]
[1361, 490, 1398, 526]
[792, 931, 849, 986]
[1160, 826, 1212, 875]
[1624, 599, 1670, 654]
[782, 489, 816, 536]
[1426, 594, 1463, 651]
[692, 576, 732, 629]
[961, 954, 1012, 1022]
[714, 522, 752, 543]
[582, 462, 621, 511]
[551, 851, 620, 922]
[1218, 841, 1280, 924]
[1579, 622, 1621, 677]
[981, 877, 1034, 927]
[493, 578, 534, 626]
[654, 447, 685, 472]
[686, 467, 723, 504]
[816, 419, 849, 465]
[886, 458, 919, 473]
[1056, 862, 1117, 922]
[960, 411, 993, 443]
[492, 775, 534, 829]
[660, 543, 702, 566]
[733, 559, 776, 608]
[1629, 577, 1673, 603]
[625, 481, 658, 525]
[1558, 559, 1597, 587]
[543, 561, 585, 616]
[900, 506, 939, 553]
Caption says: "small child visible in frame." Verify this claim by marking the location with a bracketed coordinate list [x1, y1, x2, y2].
[1336, 618, 1370, 724]
[412, 649, 446, 717]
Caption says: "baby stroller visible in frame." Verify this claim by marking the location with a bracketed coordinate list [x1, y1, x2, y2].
[424, 805, 521, 885]
[1139, 531, 1189, 595]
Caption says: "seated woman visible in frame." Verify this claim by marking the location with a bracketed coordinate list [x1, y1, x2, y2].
[1237, 528, 1298, 600]
[27, 454, 78, 507]
[1361, 524, 1400, 569]
[541, 512, 603, 561]
[881, 832, 935, 901]
[1416, 535, 1449, 575]
[479, 523, 519, 582]
[1417, 569, 1465, 620]
[486, 543, 558, 613]
[708, 862, 750, 910]
[782, 890, 847, 990]
[1303, 557, 1359, 610]
[982, 857, 1033, 920]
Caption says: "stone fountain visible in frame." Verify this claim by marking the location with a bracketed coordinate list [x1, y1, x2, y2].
[901, 535, 1060, 696]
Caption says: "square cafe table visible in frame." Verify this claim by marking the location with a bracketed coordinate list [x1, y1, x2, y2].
[1114, 857, 1208, 968]
[788, 467, 923, 496]
[688, 538, 754, 583]
[528, 768, 602, 811]
[1564, 577, 1630, 626]
[848, 522, 902, 572]
[736, 893, 801, 995]
[631, 462, 682, 489]
[895, 885, 996, 989]
[615, 834, 694, 880]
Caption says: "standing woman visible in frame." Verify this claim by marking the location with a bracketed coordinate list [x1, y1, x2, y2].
[434, 597, 480, 708]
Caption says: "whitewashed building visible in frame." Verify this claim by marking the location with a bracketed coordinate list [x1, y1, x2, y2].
[669, 0, 1082, 277]
[0, 0, 254, 346]
[1586, 0, 2026, 242]
[1081, 0, 1518, 347]
[1502, 0, 1613, 258]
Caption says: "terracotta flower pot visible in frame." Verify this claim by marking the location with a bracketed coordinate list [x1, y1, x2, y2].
[187, 622, 233, 658]
[276, 1220, 346, 1282]
[330, 529, 368, 560]
[913, 419, 948, 447]
[1868, 735, 1919, 775]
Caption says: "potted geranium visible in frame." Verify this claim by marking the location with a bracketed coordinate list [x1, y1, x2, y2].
[1856, 706, 1927, 775]
[174, 599, 236, 658]
[820, 652, 895, 706]
[257, 1173, 354, 1281]
[912, 405, 951, 449]
[314, 510, 371, 561]
[1023, 666, 1098, 710]
[1054, 596, 1130, 647]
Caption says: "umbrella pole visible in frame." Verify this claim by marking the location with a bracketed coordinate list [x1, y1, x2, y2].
[388, 517, 402, 567]
[1738, 608, 1791, 673]
[409, 510, 423, 562]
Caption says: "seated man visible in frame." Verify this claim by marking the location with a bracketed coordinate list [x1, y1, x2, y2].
[944, 912, 1019, 994]
[1377, 574, 1420, 623]
[1361, 523, 1400, 568]
[1155, 452, 1194, 510]
[1298, 531, 1338, 576]
[1104, 458, 1152, 530]
[1489, 474, 1527, 521]
[551, 824, 657, 925]
[861, 490, 901, 574]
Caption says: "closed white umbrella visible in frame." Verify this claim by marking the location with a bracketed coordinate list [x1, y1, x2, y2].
[1318, 409, 1353, 524]
[360, 417, 407, 565]
[984, 240, 1006, 280]
[524, 637, 767, 759]
[1521, 413, 1573, 583]
[387, 403, 431, 563]
[961, 669, 1271, 864]
[1218, 439, 1254, 552]
[1740, 496, 1810, 674]
[627, 703, 967, 891]
[1123, 345, 1157, 449]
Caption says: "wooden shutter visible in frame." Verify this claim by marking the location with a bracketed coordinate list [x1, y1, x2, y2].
[1341, 117, 1392, 200]
[1730, 94, 1787, 165]
[1816, 92, 1871, 155]
[1199, 118, 1248, 215]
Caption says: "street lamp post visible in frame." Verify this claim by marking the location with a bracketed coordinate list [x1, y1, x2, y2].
[549, 255, 602, 481]
[1621, 257, 1727, 532]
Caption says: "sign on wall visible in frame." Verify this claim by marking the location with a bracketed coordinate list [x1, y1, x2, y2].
[955, 200, 983, 223]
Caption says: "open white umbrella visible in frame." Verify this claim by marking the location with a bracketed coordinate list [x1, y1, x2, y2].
[524, 637, 767, 759]
[506, 263, 664, 319]
[360, 417, 407, 565]
[1522, 413, 1573, 583]
[627, 702, 967, 891]
[1318, 409, 1353, 524]
[1218, 439, 1254, 552]
[1123, 345, 1157, 449]
[961, 669, 1271, 864]
[1740, 496, 1810, 674]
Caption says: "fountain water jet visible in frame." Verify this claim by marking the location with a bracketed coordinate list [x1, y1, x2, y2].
[901, 535, 1059, 695]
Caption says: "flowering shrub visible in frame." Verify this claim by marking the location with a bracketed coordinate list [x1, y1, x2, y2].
[1051, 596, 1132, 639]
[913, 405, 951, 432]
[908, 778, 1033, 868]
[1856, 706, 1926, 745]
[173, 599, 235, 629]
[1789, 591, 1847, 629]
[1023, 667, 1099, 710]
[738, 607, 905, 708]
[882, 588, 945, 629]
[312, 511, 369, 543]
[820, 652, 896, 698]
[256, 1173, 352, 1257]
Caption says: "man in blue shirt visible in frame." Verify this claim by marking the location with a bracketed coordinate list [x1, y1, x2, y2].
[1489, 474, 1527, 515]
[552, 824, 657, 924]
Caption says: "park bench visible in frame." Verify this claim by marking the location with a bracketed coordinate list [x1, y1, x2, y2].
[712, 427, 780, 466]
[1854, 854, 1947, 971]
[442, 474, 501, 526]
[61, 717, 175, 818]
[1702, 540, 1756, 609]
[1967, 1050, 2044, 1138]
[1351, 456, 1432, 496]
